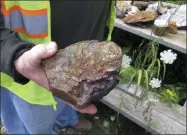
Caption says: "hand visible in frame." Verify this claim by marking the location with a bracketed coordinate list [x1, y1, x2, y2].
[14, 42, 97, 114]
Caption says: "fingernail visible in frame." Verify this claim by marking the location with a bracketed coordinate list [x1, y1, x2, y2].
[46, 42, 56, 50]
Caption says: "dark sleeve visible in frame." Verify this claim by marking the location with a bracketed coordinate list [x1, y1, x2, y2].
[0, 11, 35, 84]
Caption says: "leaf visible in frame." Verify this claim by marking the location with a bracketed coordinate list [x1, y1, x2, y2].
[122, 45, 132, 54]
[134, 69, 142, 97]
[140, 70, 149, 100]
[163, 61, 166, 79]
[119, 67, 137, 83]
[159, 88, 180, 106]
[157, 59, 161, 78]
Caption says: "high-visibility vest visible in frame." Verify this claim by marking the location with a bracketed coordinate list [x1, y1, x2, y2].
[0, 0, 116, 110]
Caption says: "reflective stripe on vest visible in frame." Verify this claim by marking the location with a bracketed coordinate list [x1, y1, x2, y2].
[1, 1, 48, 38]
[0, 1, 56, 110]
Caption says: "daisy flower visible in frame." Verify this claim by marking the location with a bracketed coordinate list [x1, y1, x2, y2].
[160, 49, 177, 64]
[149, 78, 162, 88]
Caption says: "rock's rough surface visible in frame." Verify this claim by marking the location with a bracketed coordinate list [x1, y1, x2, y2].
[123, 11, 157, 24]
[132, 1, 150, 10]
[166, 21, 177, 34]
[42, 40, 122, 109]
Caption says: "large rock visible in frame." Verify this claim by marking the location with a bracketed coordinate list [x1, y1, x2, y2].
[42, 40, 122, 109]
[123, 11, 157, 24]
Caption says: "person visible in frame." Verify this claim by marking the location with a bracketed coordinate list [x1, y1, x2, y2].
[0, 0, 116, 134]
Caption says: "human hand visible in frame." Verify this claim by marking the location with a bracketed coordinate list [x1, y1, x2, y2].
[14, 42, 97, 114]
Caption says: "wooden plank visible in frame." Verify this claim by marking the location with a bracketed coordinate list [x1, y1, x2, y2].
[117, 84, 143, 97]
[101, 88, 186, 134]
[115, 18, 187, 54]
[117, 84, 186, 123]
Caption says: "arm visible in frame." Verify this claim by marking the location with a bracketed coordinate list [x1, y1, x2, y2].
[0, 11, 35, 84]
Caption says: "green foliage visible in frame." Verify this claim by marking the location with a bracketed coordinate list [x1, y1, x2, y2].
[120, 41, 163, 101]
[162, 83, 187, 104]
[134, 69, 142, 96]
[119, 37, 187, 106]
[119, 67, 137, 84]
[159, 89, 179, 106]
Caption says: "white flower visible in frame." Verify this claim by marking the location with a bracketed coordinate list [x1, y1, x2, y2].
[110, 116, 115, 121]
[121, 54, 132, 68]
[103, 121, 109, 128]
[160, 49, 177, 64]
[95, 116, 99, 119]
[149, 78, 162, 88]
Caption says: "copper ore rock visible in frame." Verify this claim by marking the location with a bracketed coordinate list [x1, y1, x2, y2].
[123, 11, 157, 24]
[42, 40, 122, 109]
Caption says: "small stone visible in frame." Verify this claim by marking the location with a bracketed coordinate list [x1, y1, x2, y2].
[116, 1, 132, 13]
[127, 6, 140, 15]
[123, 11, 157, 24]
[132, 1, 150, 10]
[146, 1, 168, 14]
[166, 21, 178, 34]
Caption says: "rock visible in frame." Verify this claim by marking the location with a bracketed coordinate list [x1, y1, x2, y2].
[161, 2, 178, 9]
[127, 6, 140, 15]
[42, 40, 122, 109]
[123, 11, 157, 24]
[132, 1, 150, 10]
[158, 4, 186, 27]
[166, 21, 178, 34]
[116, 7, 126, 19]
[116, 0, 132, 18]
[146, 1, 168, 15]
[116, 1, 132, 13]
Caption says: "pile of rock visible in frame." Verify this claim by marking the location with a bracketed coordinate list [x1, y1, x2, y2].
[116, 0, 186, 33]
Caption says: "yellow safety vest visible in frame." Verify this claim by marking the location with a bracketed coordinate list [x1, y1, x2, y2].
[0, 0, 116, 110]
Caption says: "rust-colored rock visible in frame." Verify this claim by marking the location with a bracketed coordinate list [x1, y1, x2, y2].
[42, 40, 122, 109]
[166, 21, 178, 34]
[123, 11, 157, 24]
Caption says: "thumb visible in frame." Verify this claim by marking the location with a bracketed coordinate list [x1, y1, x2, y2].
[29, 42, 58, 65]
